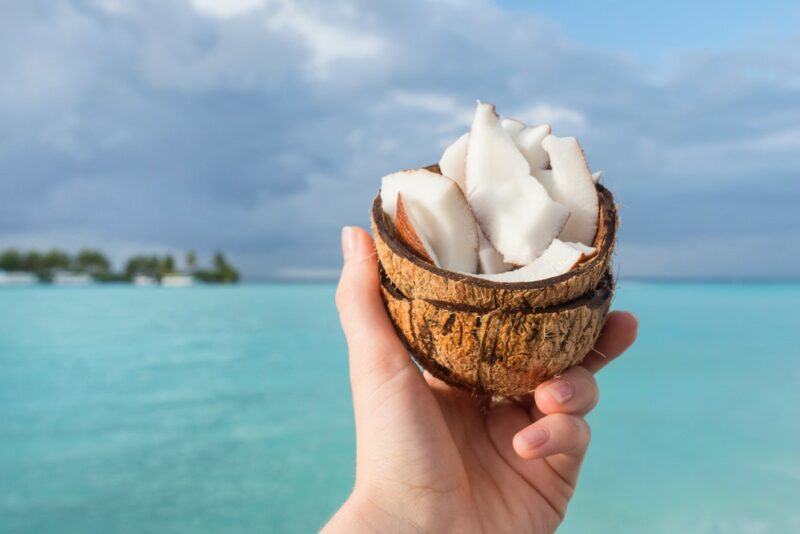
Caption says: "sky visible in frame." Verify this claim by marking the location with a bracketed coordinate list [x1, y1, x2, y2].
[1, 0, 798, 279]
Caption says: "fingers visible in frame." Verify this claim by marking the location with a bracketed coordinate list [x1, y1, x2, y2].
[534, 366, 598, 416]
[513, 414, 591, 460]
[511, 311, 636, 475]
[580, 311, 638, 374]
[335, 227, 417, 399]
[530, 311, 637, 418]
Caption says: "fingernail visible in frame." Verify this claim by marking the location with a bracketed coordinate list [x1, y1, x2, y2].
[341, 226, 357, 261]
[546, 380, 573, 404]
[519, 427, 549, 450]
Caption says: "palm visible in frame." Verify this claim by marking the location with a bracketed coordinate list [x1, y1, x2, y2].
[362, 365, 575, 533]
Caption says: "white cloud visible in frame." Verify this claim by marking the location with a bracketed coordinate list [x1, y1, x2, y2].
[391, 91, 460, 115]
[510, 104, 588, 133]
[385, 91, 474, 136]
[748, 126, 800, 152]
[265, 1, 385, 76]
[191, 0, 265, 18]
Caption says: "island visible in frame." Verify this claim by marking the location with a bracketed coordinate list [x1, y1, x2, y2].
[0, 249, 239, 286]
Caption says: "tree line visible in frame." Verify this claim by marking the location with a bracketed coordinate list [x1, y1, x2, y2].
[0, 248, 239, 283]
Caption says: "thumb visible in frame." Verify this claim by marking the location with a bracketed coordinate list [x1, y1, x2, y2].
[335, 226, 419, 404]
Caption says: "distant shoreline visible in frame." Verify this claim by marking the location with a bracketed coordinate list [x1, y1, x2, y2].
[0, 248, 239, 286]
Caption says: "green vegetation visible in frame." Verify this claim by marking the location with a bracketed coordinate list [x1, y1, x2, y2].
[0, 248, 239, 284]
[186, 250, 197, 272]
[194, 252, 239, 283]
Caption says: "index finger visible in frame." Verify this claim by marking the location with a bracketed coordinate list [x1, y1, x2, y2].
[580, 311, 638, 374]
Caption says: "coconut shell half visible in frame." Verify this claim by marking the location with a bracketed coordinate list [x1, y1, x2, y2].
[372, 172, 617, 313]
[380, 270, 614, 395]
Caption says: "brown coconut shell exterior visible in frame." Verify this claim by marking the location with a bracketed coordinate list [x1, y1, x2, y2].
[372, 176, 617, 313]
[372, 164, 619, 395]
[380, 270, 614, 396]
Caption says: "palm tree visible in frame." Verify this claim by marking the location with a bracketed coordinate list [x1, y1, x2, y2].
[159, 255, 175, 276]
[186, 250, 197, 273]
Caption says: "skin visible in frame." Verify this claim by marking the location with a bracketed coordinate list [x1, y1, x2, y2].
[324, 227, 638, 533]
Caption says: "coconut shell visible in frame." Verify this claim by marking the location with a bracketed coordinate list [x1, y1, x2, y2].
[372, 173, 617, 313]
[380, 270, 614, 395]
[372, 164, 619, 395]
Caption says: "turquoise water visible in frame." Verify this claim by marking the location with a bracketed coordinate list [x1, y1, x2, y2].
[1, 283, 798, 533]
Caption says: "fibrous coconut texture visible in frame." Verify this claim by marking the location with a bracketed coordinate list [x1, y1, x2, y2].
[380, 269, 613, 395]
[375, 102, 618, 395]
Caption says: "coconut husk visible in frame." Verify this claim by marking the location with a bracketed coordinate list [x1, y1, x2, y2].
[372, 164, 619, 394]
[380, 270, 614, 395]
[372, 172, 617, 313]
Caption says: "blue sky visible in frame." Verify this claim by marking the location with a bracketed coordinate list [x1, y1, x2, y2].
[1, 0, 798, 279]
[500, 1, 800, 60]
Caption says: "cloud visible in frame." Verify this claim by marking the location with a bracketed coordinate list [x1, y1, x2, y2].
[509, 104, 587, 134]
[0, 0, 798, 278]
[192, 0, 265, 18]
[265, 0, 386, 76]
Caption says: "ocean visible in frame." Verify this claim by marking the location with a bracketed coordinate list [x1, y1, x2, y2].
[1, 282, 798, 533]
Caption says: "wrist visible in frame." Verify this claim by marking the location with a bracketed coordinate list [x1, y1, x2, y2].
[323, 491, 415, 533]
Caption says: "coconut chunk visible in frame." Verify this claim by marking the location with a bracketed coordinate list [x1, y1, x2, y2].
[464, 103, 531, 197]
[381, 169, 479, 273]
[515, 124, 551, 170]
[465, 102, 570, 265]
[478, 239, 582, 283]
[438, 132, 469, 192]
[539, 135, 600, 246]
[500, 118, 526, 139]
[396, 193, 438, 265]
[564, 241, 597, 263]
[477, 227, 513, 275]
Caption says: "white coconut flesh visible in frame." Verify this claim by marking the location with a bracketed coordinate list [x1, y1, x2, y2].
[396, 193, 441, 265]
[381, 102, 603, 281]
[478, 239, 583, 283]
[381, 169, 479, 273]
[500, 117, 526, 139]
[438, 132, 469, 192]
[538, 134, 599, 246]
[477, 227, 513, 275]
[441, 120, 553, 188]
[515, 124, 551, 170]
[565, 241, 597, 260]
[465, 103, 569, 265]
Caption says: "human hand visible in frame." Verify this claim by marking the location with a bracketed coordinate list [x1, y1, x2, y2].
[324, 227, 638, 533]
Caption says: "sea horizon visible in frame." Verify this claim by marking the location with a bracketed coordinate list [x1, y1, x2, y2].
[5, 276, 797, 286]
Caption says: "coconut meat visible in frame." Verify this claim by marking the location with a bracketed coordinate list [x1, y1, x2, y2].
[381, 169, 479, 273]
[537, 134, 599, 246]
[438, 132, 469, 192]
[395, 193, 440, 265]
[500, 117, 526, 139]
[478, 239, 582, 283]
[465, 103, 569, 265]
[515, 124, 551, 170]
[477, 227, 513, 275]
[564, 241, 597, 260]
